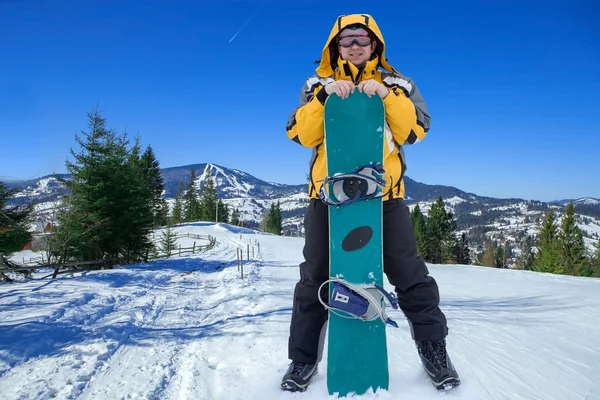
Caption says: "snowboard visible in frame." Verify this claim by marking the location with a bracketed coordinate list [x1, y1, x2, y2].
[323, 90, 388, 397]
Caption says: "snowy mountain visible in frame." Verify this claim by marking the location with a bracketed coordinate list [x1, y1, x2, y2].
[4, 174, 70, 206]
[4, 163, 600, 253]
[552, 197, 600, 206]
[5, 163, 489, 230]
[2, 222, 599, 399]
[5, 163, 481, 208]
[160, 163, 306, 200]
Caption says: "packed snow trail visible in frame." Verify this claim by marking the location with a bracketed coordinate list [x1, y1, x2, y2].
[1, 222, 599, 399]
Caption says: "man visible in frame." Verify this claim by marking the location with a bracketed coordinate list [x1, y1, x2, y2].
[282, 14, 460, 392]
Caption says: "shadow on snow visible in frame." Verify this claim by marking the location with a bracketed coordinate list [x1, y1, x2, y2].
[0, 305, 291, 377]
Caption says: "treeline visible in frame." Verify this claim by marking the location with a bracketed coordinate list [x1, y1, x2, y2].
[473, 203, 600, 277]
[414, 196, 600, 277]
[523, 203, 600, 277]
[410, 196, 471, 265]
[169, 168, 231, 225]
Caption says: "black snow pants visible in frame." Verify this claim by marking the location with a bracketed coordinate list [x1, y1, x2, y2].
[288, 198, 448, 365]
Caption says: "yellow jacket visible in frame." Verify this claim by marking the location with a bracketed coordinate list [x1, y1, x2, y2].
[286, 14, 431, 201]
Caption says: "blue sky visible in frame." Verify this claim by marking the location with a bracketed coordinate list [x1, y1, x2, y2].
[1, 0, 598, 202]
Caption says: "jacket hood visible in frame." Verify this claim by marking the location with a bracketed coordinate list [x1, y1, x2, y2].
[316, 14, 398, 77]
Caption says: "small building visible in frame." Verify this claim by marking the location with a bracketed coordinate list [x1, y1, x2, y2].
[43, 223, 53, 233]
[33, 221, 54, 234]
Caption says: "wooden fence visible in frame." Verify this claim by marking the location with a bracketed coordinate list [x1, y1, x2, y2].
[236, 237, 261, 279]
[0, 233, 216, 280]
[147, 234, 216, 260]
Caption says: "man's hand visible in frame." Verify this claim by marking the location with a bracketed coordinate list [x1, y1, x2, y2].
[357, 80, 389, 99]
[324, 81, 356, 99]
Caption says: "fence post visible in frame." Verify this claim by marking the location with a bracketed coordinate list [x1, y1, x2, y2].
[179, 245, 181, 257]
[258, 241, 260, 254]
[252, 246, 254, 258]
[193, 241, 196, 253]
[247, 244, 250, 260]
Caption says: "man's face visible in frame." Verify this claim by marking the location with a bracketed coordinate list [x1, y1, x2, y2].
[337, 26, 376, 68]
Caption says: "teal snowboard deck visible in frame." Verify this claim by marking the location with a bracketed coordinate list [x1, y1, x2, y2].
[323, 91, 388, 397]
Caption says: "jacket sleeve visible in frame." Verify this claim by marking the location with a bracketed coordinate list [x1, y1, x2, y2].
[381, 73, 431, 145]
[286, 77, 331, 148]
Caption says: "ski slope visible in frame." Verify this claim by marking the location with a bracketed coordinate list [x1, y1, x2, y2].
[1, 222, 599, 400]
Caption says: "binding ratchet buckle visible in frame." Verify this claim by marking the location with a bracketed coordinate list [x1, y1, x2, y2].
[318, 278, 399, 327]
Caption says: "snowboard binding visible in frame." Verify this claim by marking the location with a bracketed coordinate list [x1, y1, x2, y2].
[318, 278, 400, 327]
[318, 162, 387, 207]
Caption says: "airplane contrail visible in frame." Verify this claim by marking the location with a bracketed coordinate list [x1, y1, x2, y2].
[228, 2, 264, 43]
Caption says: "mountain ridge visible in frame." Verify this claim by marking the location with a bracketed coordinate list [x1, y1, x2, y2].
[4, 163, 600, 255]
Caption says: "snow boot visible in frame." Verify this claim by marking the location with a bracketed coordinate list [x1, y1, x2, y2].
[280, 361, 318, 392]
[416, 339, 461, 390]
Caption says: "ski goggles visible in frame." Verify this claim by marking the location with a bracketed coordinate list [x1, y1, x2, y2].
[338, 27, 372, 47]
[338, 35, 372, 47]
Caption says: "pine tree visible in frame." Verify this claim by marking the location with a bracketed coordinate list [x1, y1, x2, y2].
[121, 137, 155, 261]
[158, 200, 169, 227]
[443, 209, 458, 263]
[53, 108, 154, 262]
[449, 235, 460, 264]
[183, 170, 200, 222]
[558, 202, 586, 275]
[275, 201, 283, 235]
[263, 202, 283, 235]
[159, 226, 177, 257]
[216, 200, 229, 223]
[504, 241, 512, 266]
[140, 145, 168, 227]
[456, 233, 471, 265]
[533, 209, 560, 273]
[0, 181, 33, 255]
[199, 169, 218, 222]
[53, 108, 119, 261]
[425, 196, 456, 264]
[171, 181, 184, 225]
[410, 204, 428, 259]
[268, 203, 277, 234]
[494, 243, 505, 268]
[482, 239, 495, 267]
[266, 204, 275, 233]
[517, 235, 535, 270]
[592, 240, 600, 277]
[230, 207, 240, 226]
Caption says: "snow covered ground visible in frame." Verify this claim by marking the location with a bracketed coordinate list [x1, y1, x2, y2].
[1, 222, 600, 400]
